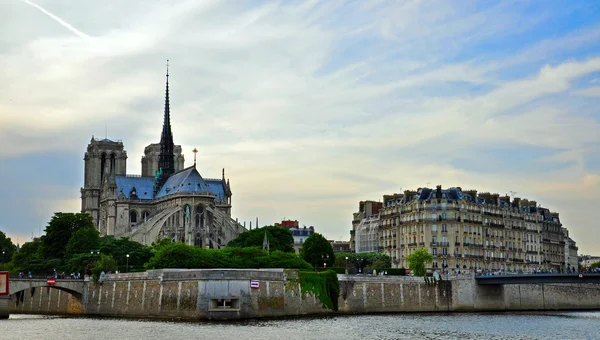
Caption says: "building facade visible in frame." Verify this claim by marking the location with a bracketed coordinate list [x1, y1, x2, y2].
[351, 186, 574, 273]
[275, 220, 314, 254]
[80, 68, 245, 247]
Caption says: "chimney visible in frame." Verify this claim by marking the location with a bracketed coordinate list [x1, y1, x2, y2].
[521, 199, 529, 207]
[502, 195, 510, 204]
[464, 189, 477, 200]
[403, 190, 410, 203]
[512, 197, 521, 207]
[529, 201, 537, 207]
[436, 185, 442, 199]
[491, 193, 500, 206]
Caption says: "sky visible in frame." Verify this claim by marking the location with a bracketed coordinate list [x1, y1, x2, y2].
[0, 0, 599, 254]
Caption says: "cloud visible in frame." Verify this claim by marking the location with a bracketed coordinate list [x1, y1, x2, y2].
[1, 0, 599, 253]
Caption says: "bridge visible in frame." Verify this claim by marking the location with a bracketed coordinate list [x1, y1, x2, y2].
[475, 273, 600, 285]
[7, 278, 85, 298]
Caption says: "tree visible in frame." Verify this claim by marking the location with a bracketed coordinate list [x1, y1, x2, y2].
[65, 227, 100, 257]
[406, 248, 433, 276]
[227, 226, 294, 253]
[333, 252, 392, 269]
[300, 233, 334, 268]
[40, 213, 95, 260]
[591, 261, 600, 270]
[91, 254, 118, 282]
[99, 236, 153, 271]
[0, 230, 16, 263]
[11, 240, 45, 272]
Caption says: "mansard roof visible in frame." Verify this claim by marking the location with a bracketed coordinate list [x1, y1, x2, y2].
[205, 179, 227, 200]
[116, 176, 154, 200]
[155, 166, 211, 198]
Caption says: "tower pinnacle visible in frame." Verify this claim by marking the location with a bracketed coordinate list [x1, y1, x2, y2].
[157, 59, 175, 189]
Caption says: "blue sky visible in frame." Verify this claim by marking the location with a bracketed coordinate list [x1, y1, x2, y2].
[0, 0, 599, 254]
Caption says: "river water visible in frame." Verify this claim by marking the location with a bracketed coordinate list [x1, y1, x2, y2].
[2, 312, 598, 340]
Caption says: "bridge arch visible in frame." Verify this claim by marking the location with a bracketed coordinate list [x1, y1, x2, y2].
[9, 279, 85, 301]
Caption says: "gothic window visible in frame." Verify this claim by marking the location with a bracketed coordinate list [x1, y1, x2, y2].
[130, 211, 138, 226]
[195, 205, 204, 228]
[142, 211, 150, 222]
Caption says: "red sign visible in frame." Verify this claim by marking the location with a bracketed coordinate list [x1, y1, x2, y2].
[0, 272, 8, 296]
[250, 280, 260, 289]
[47, 277, 56, 285]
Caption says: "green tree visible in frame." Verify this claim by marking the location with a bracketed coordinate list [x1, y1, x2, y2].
[99, 236, 153, 271]
[40, 213, 95, 260]
[591, 261, 600, 270]
[65, 227, 100, 257]
[227, 226, 294, 253]
[300, 233, 334, 268]
[0, 230, 16, 263]
[91, 254, 118, 282]
[333, 252, 392, 269]
[11, 240, 44, 272]
[406, 248, 433, 276]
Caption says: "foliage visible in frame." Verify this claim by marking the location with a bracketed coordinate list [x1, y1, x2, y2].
[300, 233, 334, 268]
[591, 261, 600, 270]
[64, 253, 96, 275]
[366, 259, 389, 272]
[0, 230, 16, 263]
[287, 270, 340, 311]
[65, 227, 100, 257]
[227, 226, 294, 253]
[406, 248, 433, 276]
[11, 240, 45, 273]
[40, 213, 95, 260]
[333, 252, 392, 269]
[145, 243, 312, 270]
[99, 236, 153, 270]
[91, 254, 118, 282]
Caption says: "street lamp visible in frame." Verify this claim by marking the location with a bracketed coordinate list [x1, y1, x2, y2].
[126, 254, 130, 273]
[345, 256, 349, 272]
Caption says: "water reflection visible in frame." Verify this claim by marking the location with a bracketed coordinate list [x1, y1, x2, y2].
[3, 312, 598, 340]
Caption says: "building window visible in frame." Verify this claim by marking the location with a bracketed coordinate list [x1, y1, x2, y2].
[432, 248, 437, 255]
[441, 202, 447, 210]
[442, 248, 448, 255]
[441, 224, 447, 232]
[432, 224, 437, 232]
[432, 202, 437, 210]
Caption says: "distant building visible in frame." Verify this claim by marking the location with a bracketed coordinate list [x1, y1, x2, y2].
[329, 240, 351, 253]
[562, 228, 579, 272]
[351, 185, 571, 273]
[275, 220, 299, 229]
[350, 200, 383, 252]
[275, 220, 314, 254]
[579, 255, 600, 269]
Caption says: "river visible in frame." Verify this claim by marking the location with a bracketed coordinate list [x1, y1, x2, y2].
[2, 312, 598, 339]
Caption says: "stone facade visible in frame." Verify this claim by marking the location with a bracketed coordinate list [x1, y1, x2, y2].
[352, 186, 573, 273]
[7, 270, 600, 320]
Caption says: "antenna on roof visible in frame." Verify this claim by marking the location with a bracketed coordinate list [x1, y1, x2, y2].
[509, 191, 517, 198]
[426, 182, 430, 188]
[105, 122, 107, 139]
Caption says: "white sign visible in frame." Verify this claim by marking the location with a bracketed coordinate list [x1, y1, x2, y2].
[250, 280, 260, 289]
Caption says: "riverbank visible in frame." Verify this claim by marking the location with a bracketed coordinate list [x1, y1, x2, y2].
[7, 269, 600, 320]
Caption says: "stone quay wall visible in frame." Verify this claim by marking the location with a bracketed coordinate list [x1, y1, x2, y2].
[7, 270, 600, 320]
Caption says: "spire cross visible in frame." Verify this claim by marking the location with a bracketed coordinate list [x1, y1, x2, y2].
[193, 148, 198, 168]
[166, 59, 169, 77]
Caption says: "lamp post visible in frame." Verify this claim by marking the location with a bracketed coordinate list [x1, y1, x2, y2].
[346, 256, 348, 275]
[322, 254, 329, 270]
[126, 254, 130, 273]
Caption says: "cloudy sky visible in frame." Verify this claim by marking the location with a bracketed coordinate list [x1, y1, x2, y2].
[1, 0, 599, 253]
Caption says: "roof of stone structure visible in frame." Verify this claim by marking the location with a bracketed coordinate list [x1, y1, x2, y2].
[116, 176, 154, 199]
[155, 166, 211, 198]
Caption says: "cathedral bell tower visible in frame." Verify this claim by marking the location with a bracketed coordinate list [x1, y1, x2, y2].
[81, 138, 127, 227]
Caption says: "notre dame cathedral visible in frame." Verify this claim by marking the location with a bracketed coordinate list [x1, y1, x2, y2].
[80, 67, 246, 248]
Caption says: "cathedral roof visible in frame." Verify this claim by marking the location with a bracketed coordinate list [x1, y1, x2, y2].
[155, 166, 211, 198]
[116, 176, 154, 199]
[205, 179, 227, 200]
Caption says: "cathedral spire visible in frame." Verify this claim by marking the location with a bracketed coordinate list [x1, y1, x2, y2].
[157, 60, 175, 189]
